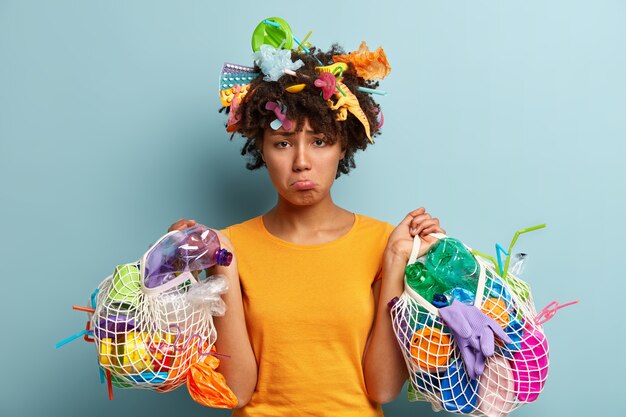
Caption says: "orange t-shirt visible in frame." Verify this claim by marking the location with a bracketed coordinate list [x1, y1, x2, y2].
[222, 214, 394, 417]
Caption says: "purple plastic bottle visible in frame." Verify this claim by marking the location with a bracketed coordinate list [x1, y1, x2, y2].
[143, 225, 232, 289]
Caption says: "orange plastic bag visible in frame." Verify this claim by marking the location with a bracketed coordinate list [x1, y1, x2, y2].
[187, 353, 238, 408]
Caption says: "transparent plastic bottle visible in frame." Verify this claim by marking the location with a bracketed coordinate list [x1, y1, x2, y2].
[424, 238, 479, 295]
[144, 225, 232, 289]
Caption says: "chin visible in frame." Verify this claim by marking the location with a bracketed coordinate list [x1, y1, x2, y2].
[282, 190, 320, 206]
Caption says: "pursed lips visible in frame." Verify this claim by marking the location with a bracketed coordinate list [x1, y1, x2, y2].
[290, 179, 317, 191]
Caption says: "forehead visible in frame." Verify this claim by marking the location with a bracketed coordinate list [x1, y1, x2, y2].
[264, 118, 322, 137]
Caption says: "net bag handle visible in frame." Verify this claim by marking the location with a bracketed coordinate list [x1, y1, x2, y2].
[140, 230, 199, 296]
[403, 233, 488, 316]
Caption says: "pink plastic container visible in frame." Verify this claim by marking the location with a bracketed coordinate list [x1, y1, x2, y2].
[510, 324, 549, 402]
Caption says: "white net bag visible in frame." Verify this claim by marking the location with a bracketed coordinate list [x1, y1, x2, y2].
[91, 225, 232, 392]
[390, 230, 551, 416]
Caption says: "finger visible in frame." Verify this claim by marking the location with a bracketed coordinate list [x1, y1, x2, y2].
[168, 219, 196, 232]
[421, 224, 445, 236]
[414, 219, 439, 236]
[409, 214, 432, 234]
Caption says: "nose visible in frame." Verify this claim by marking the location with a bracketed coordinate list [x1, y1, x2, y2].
[292, 143, 312, 172]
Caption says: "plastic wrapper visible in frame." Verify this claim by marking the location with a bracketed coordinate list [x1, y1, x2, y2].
[187, 353, 238, 409]
[187, 275, 229, 316]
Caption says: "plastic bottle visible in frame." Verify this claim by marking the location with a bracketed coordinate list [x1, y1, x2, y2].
[144, 225, 232, 289]
[177, 225, 233, 270]
[424, 238, 479, 295]
[405, 262, 449, 304]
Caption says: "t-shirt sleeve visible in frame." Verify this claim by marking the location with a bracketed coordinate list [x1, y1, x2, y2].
[373, 222, 397, 283]
[220, 226, 232, 240]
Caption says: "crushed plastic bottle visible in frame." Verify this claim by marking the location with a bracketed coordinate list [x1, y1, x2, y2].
[424, 238, 479, 295]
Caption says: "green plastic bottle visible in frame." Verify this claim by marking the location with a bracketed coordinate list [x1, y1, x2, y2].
[424, 238, 479, 295]
[405, 262, 448, 303]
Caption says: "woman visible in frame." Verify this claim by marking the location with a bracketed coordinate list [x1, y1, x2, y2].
[170, 44, 445, 416]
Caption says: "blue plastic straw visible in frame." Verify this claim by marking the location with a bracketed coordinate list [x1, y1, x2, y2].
[90, 288, 99, 309]
[55, 329, 88, 348]
[495, 243, 510, 275]
[263, 19, 280, 28]
[358, 87, 388, 96]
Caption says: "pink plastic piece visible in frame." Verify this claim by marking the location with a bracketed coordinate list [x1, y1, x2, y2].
[510, 324, 549, 402]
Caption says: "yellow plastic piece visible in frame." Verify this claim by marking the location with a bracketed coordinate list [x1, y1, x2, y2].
[315, 62, 348, 76]
[122, 331, 153, 373]
[285, 84, 306, 93]
[328, 80, 372, 143]
[99, 338, 113, 366]
[220, 84, 251, 107]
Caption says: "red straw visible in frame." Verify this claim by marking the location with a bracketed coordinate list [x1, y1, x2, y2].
[73, 305, 96, 313]
[105, 369, 114, 400]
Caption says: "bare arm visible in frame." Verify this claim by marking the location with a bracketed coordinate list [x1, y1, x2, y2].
[169, 219, 257, 407]
[209, 236, 258, 408]
[362, 208, 445, 404]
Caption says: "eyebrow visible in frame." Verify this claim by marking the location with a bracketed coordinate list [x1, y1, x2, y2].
[268, 130, 323, 137]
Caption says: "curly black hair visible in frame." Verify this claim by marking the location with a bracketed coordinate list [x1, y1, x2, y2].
[221, 44, 385, 178]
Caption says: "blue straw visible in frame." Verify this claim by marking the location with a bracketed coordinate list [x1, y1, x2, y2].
[358, 87, 388, 96]
[55, 329, 88, 348]
[495, 243, 510, 275]
[90, 288, 99, 309]
[263, 19, 280, 28]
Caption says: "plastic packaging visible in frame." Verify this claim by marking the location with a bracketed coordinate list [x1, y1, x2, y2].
[187, 353, 238, 408]
[187, 275, 229, 316]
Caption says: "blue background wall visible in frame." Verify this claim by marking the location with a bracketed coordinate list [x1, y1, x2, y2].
[1, 0, 624, 416]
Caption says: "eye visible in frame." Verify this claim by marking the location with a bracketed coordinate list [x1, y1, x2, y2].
[274, 141, 290, 149]
[313, 138, 327, 147]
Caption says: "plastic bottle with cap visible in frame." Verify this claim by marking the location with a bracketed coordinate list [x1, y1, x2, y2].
[144, 225, 233, 290]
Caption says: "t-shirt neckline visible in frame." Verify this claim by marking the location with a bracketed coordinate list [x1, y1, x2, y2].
[257, 213, 359, 250]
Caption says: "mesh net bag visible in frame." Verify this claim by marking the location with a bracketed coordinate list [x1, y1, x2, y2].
[390, 232, 549, 416]
[91, 225, 233, 393]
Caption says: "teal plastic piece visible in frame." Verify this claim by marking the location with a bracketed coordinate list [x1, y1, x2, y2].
[425, 238, 480, 296]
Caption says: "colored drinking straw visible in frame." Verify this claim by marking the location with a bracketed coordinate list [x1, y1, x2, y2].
[501, 224, 546, 279]
[495, 243, 510, 275]
[358, 87, 388, 96]
[90, 288, 99, 309]
[296, 30, 313, 51]
[55, 329, 89, 348]
[106, 369, 114, 400]
[73, 305, 95, 313]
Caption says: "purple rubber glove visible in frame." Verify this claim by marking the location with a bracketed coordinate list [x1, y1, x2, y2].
[439, 299, 513, 380]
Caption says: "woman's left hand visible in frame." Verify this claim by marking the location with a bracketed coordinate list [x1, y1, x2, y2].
[385, 207, 446, 264]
